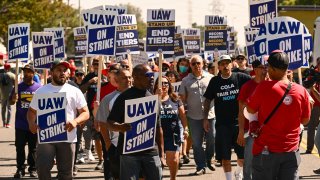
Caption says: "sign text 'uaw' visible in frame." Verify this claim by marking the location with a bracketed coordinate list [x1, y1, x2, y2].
[86, 9, 117, 56]
[123, 95, 158, 154]
[44, 28, 65, 59]
[32, 32, 55, 69]
[254, 16, 312, 70]
[249, 0, 277, 28]
[36, 93, 68, 144]
[116, 14, 140, 55]
[146, 9, 175, 54]
[8, 23, 30, 62]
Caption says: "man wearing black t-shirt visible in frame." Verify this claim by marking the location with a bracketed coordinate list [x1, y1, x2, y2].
[232, 54, 252, 75]
[203, 55, 251, 180]
[107, 64, 163, 180]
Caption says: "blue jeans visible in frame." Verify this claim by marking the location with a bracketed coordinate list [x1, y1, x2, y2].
[120, 154, 162, 180]
[188, 117, 215, 170]
[244, 136, 254, 180]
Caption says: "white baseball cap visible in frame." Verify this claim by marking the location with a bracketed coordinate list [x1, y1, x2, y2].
[218, 55, 232, 63]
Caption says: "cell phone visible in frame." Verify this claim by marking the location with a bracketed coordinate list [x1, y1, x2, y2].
[173, 133, 179, 146]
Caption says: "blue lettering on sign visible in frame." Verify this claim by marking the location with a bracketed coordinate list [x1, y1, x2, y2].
[151, 10, 172, 20]
[9, 26, 28, 36]
[33, 35, 52, 45]
[38, 97, 64, 110]
[89, 14, 115, 25]
[127, 100, 156, 118]
[55, 31, 62, 38]
[259, 21, 301, 36]
[117, 15, 132, 25]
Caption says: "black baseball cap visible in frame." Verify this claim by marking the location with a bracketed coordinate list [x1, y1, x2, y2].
[267, 50, 289, 70]
[50, 59, 70, 70]
[22, 64, 35, 73]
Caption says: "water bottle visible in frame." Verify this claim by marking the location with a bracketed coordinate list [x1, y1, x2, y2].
[262, 146, 269, 155]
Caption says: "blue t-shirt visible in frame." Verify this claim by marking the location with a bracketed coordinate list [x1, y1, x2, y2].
[160, 98, 183, 139]
[33, 74, 41, 84]
[12, 82, 42, 130]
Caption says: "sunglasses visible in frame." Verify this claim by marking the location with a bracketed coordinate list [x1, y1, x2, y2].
[121, 65, 129, 69]
[191, 62, 201, 66]
[145, 72, 154, 78]
[162, 81, 169, 87]
[162, 67, 169, 71]
[76, 73, 84, 77]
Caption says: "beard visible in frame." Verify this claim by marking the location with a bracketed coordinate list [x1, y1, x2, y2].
[52, 75, 66, 85]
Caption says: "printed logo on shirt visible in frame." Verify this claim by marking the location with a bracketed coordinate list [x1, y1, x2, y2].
[283, 95, 293, 105]
[21, 92, 34, 108]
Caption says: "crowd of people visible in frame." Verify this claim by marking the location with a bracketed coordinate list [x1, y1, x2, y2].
[0, 50, 319, 180]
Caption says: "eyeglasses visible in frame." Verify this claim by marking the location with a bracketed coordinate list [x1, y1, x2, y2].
[162, 81, 169, 87]
[145, 72, 154, 78]
[191, 62, 201, 66]
[75, 73, 84, 77]
[121, 65, 129, 69]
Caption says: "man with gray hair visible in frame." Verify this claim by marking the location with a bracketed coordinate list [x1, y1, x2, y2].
[179, 55, 216, 175]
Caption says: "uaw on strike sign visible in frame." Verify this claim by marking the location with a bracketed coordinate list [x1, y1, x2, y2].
[32, 32, 55, 69]
[8, 23, 30, 62]
[44, 28, 65, 59]
[249, 0, 277, 28]
[146, 9, 175, 54]
[254, 16, 312, 69]
[244, 26, 259, 65]
[123, 95, 158, 154]
[85, 9, 117, 56]
[36, 93, 68, 144]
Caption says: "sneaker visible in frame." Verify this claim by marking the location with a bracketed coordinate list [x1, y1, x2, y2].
[193, 168, 206, 175]
[6, 124, 11, 128]
[313, 168, 320, 174]
[95, 160, 103, 170]
[85, 149, 95, 161]
[29, 171, 38, 178]
[77, 153, 85, 164]
[182, 155, 190, 164]
[235, 172, 243, 180]
[207, 161, 216, 171]
[14, 169, 25, 178]
[73, 166, 78, 176]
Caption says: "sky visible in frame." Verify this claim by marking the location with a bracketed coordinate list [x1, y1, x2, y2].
[68, 0, 250, 47]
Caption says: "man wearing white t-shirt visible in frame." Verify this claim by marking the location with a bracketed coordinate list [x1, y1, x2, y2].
[27, 60, 89, 180]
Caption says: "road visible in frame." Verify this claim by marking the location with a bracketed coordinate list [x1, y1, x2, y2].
[0, 106, 319, 179]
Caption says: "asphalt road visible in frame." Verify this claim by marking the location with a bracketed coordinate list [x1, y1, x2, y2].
[0, 106, 319, 179]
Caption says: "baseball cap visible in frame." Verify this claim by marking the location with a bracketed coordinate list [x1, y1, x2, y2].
[4, 63, 11, 70]
[251, 60, 262, 69]
[22, 64, 35, 73]
[267, 50, 289, 70]
[218, 55, 232, 64]
[236, 54, 246, 59]
[50, 59, 70, 70]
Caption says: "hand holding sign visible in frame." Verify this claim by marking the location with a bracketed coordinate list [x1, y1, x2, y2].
[119, 123, 132, 133]
[29, 120, 39, 134]
[65, 120, 77, 132]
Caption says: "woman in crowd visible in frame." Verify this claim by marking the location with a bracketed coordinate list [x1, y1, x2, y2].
[154, 76, 188, 180]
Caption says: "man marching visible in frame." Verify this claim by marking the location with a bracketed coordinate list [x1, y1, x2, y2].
[27, 60, 89, 179]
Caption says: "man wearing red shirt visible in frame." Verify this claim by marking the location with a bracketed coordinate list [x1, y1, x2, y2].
[237, 60, 267, 180]
[245, 51, 311, 180]
[307, 57, 320, 153]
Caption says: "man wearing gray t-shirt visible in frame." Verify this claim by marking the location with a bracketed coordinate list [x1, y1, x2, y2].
[95, 69, 132, 179]
[179, 55, 216, 175]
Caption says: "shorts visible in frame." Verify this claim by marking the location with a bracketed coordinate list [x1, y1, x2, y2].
[215, 125, 244, 160]
[164, 137, 181, 152]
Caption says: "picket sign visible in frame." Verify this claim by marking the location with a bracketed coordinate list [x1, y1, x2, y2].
[127, 50, 133, 74]
[158, 49, 163, 94]
[8, 23, 30, 62]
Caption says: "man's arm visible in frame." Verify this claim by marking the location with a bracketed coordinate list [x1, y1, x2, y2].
[9, 92, 18, 105]
[80, 77, 97, 93]
[65, 106, 90, 132]
[203, 98, 212, 132]
[106, 120, 131, 133]
[27, 107, 38, 134]
[100, 122, 112, 150]
[237, 100, 246, 146]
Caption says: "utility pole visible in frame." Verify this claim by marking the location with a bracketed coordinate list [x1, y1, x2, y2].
[188, 0, 192, 27]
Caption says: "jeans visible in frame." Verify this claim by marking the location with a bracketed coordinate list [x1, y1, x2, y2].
[307, 106, 320, 151]
[243, 136, 254, 180]
[120, 154, 162, 180]
[15, 129, 37, 172]
[1, 98, 11, 125]
[252, 151, 300, 180]
[36, 142, 75, 180]
[188, 117, 215, 170]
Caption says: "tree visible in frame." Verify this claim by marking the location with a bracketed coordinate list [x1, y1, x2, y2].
[0, 0, 79, 56]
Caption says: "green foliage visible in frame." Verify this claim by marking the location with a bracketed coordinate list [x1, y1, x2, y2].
[0, 0, 79, 56]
